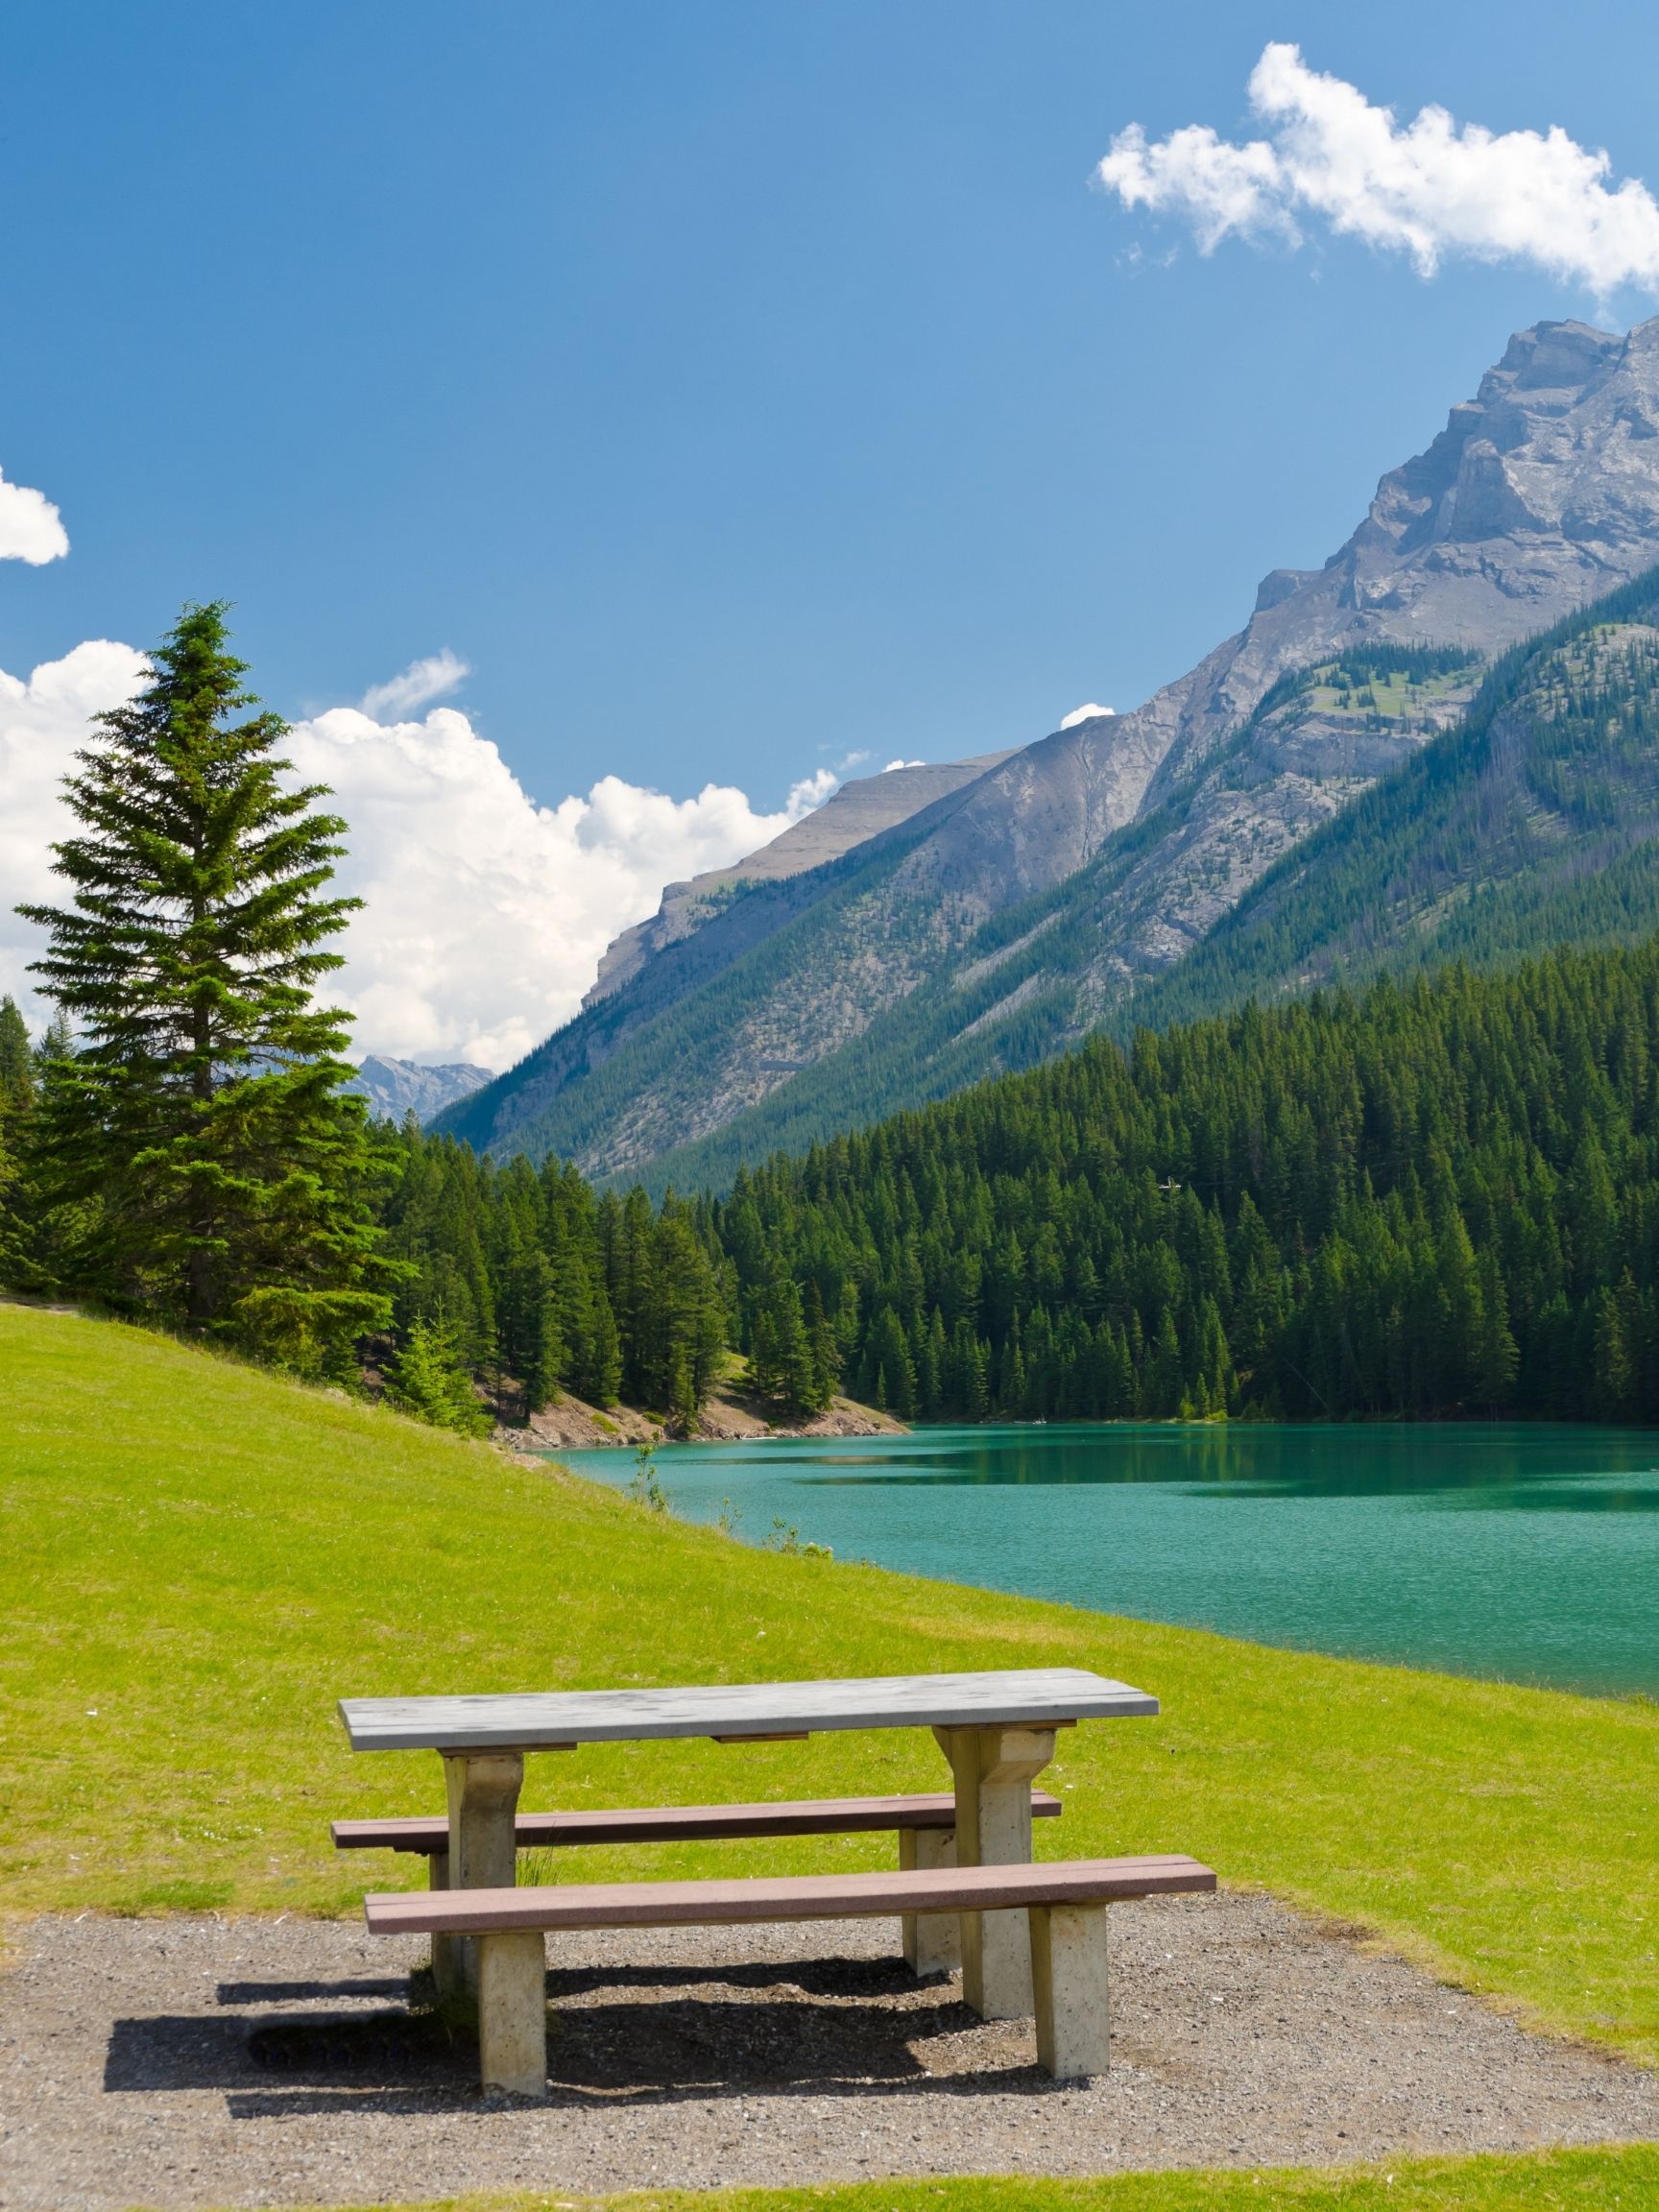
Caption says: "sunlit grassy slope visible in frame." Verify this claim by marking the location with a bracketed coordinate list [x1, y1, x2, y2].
[2, 1301, 1656, 2072]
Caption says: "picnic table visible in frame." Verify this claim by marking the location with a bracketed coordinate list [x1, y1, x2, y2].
[340, 1666, 1157, 2019]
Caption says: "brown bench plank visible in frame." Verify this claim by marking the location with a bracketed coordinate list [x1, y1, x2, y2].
[365, 1852, 1214, 1936]
[333, 1788, 1062, 1854]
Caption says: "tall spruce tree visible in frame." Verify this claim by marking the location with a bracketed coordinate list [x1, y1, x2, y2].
[0, 996, 31, 1113]
[18, 603, 390, 1368]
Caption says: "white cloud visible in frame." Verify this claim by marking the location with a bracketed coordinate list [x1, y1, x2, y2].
[881, 757, 926, 772]
[0, 641, 150, 1019]
[1060, 703, 1115, 729]
[0, 465, 70, 565]
[358, 648, 469, 719]
[0, 642, 835, 1069]
[785, 767, 840, 812]
[1096, 43, 1659, 298]
[282, 701, 830, 1070]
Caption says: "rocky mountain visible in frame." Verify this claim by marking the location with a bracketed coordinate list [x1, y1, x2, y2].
[438, 317, 1659, 1186]
[584, 752, 1013, 1005]
[1131, 570, 1659, 1037]
[346, 1054, 493, 1124]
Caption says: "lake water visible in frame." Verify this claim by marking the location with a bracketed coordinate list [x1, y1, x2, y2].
[556, 1424, 1659, 1698]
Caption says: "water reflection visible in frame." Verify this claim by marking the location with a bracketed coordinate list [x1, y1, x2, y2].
[557, 1422, 1659, 1697]
[791, 1425, 1659, 1503]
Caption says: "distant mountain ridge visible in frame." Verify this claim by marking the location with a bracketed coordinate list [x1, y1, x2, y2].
[438, 316, 1659, 1185]
[346, 1055, 492, 1124]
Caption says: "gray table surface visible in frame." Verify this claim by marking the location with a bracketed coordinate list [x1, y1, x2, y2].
[339, 1667, 1158, 1752]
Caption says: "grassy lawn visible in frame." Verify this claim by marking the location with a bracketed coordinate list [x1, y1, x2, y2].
[231, 2145, 1659, 2210]
[2, 1300, 1657, 2087]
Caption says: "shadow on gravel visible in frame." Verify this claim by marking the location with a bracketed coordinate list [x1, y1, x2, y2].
[543, 1993, 945, 2088]
[108, 1961, 1046, 2113]
[543, 1954, 920, 2002]
[104, 2009, 469, 2093]
[106, 2015, 259, 2091]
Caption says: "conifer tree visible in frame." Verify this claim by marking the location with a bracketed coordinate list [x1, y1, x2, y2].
[0, 997, 36, 1284]
[0, 996, 31, 1113]
[18, 603, 389, 1368]
[384, 1318, 493, 1435]
[578, 1291, 624, 1407]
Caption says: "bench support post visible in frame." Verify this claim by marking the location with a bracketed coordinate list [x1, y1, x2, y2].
[440, 1749, 525, 1996]
[477, 1929, 547, 2101]
[1029, 1900, 1109, 2079]
[900, 1824, 959, 1976]
[425, 1849, 463, 1995]
[933, 1724, 1056, 2019]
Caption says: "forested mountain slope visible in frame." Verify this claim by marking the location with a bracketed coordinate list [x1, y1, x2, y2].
[390, 940, 1659, 1430]
[646, 571, 1659, 1191]
[1130, 572, 1659, 1034]
[444, 317, 1659, 1183]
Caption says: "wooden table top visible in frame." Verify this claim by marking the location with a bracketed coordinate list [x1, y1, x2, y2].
[338, 1667, 1158, 1752]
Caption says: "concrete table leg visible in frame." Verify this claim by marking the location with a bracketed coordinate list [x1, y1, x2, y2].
[933, 1724, 1057, 2019]
[477, 1929, 548, 2100]
[900, 1825, 959, 1976]
[1030, 1900, 1109, 2079]
[439, 1749, 524, 1997]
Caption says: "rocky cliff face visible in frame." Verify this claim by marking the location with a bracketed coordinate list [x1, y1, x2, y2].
[440, 317, 1659, 1183]
[584, 752, 1013, 1006]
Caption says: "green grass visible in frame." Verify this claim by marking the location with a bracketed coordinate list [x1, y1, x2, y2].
[224, 2146, 1659, 2210]
[2, 1303, 1658, 2081]
[1304, 668, 1474, 723]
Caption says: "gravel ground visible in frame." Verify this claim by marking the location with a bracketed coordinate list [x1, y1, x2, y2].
[2, 1900, 1656, 2210]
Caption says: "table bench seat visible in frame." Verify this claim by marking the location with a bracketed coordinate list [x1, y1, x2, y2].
[366, 1851, 1216, 2095]
[331, 1788, 1061, 1855]
[335, 1791, 1060, 1984]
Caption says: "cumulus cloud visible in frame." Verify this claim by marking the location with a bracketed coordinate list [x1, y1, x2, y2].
[0, 640, 150, 1019]
[881, 757, 926, 772]
[785, 767, 840, 812]
[0, 642, 836, 1069]
[284, 702, 832, 1069]
[1096, 43, 1659, 298]
[0, 465, 70, 565]
[358, 648, 469, 719]
[1060, 703, 1115, 729]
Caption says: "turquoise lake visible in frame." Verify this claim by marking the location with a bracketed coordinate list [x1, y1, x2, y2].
[556, 1424, 1659, 1698]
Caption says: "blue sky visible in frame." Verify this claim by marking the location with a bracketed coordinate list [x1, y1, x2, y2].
[7, 1, 1659, 805]
[7, 4, 1659, 1066]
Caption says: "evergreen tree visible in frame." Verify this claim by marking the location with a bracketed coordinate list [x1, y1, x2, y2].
[805, 1278, 842, 1410]
[384, 1318, 493, 1436]
[17, 604, 389, 1368]
[750, 1268, 832, 1415]
[579, 1291, 624, 1407]
[0, 997, 31, 1113]
[0, 997, 35, 1284]
[863, 1303, 916, 1417]
[501, 1245, 564, 1417]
